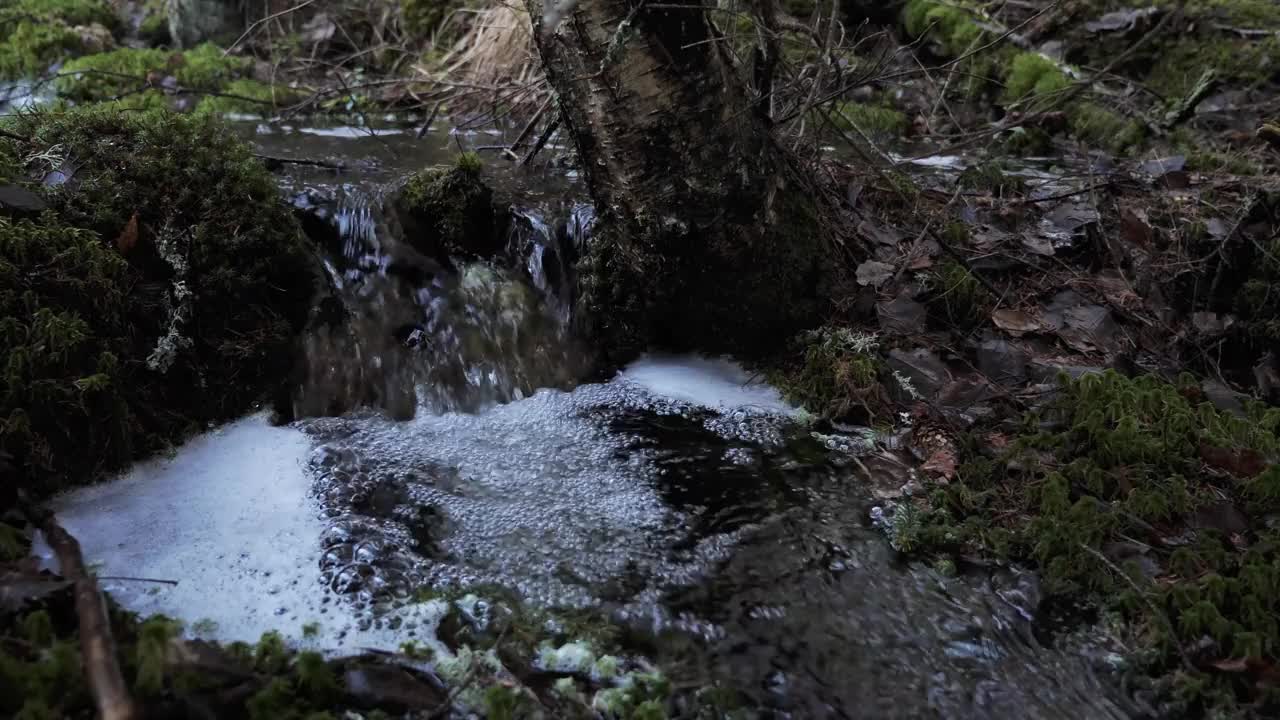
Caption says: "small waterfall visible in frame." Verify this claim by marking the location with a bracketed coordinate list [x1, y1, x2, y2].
[292, 190, 586, 419]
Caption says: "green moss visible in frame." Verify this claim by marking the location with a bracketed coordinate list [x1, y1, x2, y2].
[484, 684, 533, 720]
[913, 371, 1280, 716]
[903, 0, 983, 55]
[3, 0, 119, 29]
[396, 156, 500, 262]
[929, 258, 989, 327]
[957, 161, 1025, 195]
[194, 78, 301, 117]
[1002, 52, 1069, 103]
[57, 43, 252, 105]
[0, 0, 120, 79]
[0, 22, 82, 79]
[134, 615, 182, 695]
[1, 106, 314, 497]
[771, 326, 881, 419]
[1144, 36, 1277, 99]
[830, 102, 907, 137]
[1068, 102, 1146, 153]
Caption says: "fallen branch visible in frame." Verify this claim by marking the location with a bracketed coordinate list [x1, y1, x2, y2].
[520, 116, 561, 166]
[251, 153, 346, 171]
[41, 516, 139, 720]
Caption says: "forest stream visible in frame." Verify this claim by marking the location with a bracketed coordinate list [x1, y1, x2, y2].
[32, 121, 1139, 719]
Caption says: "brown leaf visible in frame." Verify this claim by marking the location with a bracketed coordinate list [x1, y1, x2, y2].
[992, 308, 1042, 336]
[921, 448, 957, 481]
[115, 212, 138, 255]
[1199, 444, 1268, 479]
[1120, 207, 1154, 246]
[1210, 657, 1250, 673]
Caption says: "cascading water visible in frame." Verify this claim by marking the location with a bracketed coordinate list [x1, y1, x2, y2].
[39, 123, 1141, 719]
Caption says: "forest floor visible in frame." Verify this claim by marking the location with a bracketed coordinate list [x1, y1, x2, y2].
[3, 0, 1280, 717]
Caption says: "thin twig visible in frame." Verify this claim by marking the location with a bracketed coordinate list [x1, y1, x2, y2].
[96, 575, 180, 586]
[1080, 543, 1195, 672]
[225, 0, 318, 56]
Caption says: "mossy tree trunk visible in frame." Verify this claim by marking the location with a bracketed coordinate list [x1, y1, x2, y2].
[526, 0, 834, 360]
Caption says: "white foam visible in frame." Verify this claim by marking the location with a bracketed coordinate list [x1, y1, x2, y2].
[35, 413, 432, 652]
[616, 355, 795, 416]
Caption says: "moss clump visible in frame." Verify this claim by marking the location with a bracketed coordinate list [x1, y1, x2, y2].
[1, 106, 314, 496]
[914, 371, 1280, 717]
[770, 326, 881, 419]
[395, 153, 502, 264]
[1144, 36, 1277, 100]
[0, 0, 120, 79]
[194, 78, 302, 117]
[1002, 52, 1069, 103]
[903, 0, 983, 56]
[928, 258, 989, 328]
[57, 43, 253, 108]
[1067, 102, 1146, 153]
[957, 161, 1025, 195]
[830, 101, 907, 137]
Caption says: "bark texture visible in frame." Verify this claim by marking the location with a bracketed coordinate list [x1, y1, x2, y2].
[528, 0, 832, 359]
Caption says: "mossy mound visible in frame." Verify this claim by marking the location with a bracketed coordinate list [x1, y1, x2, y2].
[769, 326, 883, 420]
[392, 152, 505, 264]
[56, 43, 296, 116]
[0, 0, 121, 79]
[912, 371, 1280, 716]
[0, 106, 315, 497]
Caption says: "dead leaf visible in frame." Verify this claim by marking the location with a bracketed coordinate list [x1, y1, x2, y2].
[1199, 444, 1268, 478]
[1120, 207, 1154, 246]
[1210, 657, 1250, 673]
[992, 309, 1042, 336]
[921, 448, 957, 480]
[855, 260, 895, 287]
[115, 212, 138, 255]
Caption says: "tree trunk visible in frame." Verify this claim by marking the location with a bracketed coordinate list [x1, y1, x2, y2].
[527, 0, 835, 360]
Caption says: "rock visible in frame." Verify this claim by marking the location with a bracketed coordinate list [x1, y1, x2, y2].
[73, 23, 115, 53]
[388, 156, 505, 266]
[875, 295, 926, 334]
[0, 184, 47, 216]
[977, 339, 1027, 385]
[1201, 380, 1247, 417]
[991, 308, 1042, 336]
[343, 664, 446, 710]
[855, 260, 895, 287]
[167, 0, 242, 49]
[886, 348, 951, 400]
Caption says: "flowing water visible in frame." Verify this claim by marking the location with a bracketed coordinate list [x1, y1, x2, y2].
[40, 120, 1142, 718]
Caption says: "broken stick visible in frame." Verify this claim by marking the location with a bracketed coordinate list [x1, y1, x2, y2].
[41, 516, 140, 720]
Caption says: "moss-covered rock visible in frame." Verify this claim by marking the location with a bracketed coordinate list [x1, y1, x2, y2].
[56, 42, 258, 111]
[392, 152, 505, 265]
[0, 0, 121, 79]
[0, 106, 315, 496]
